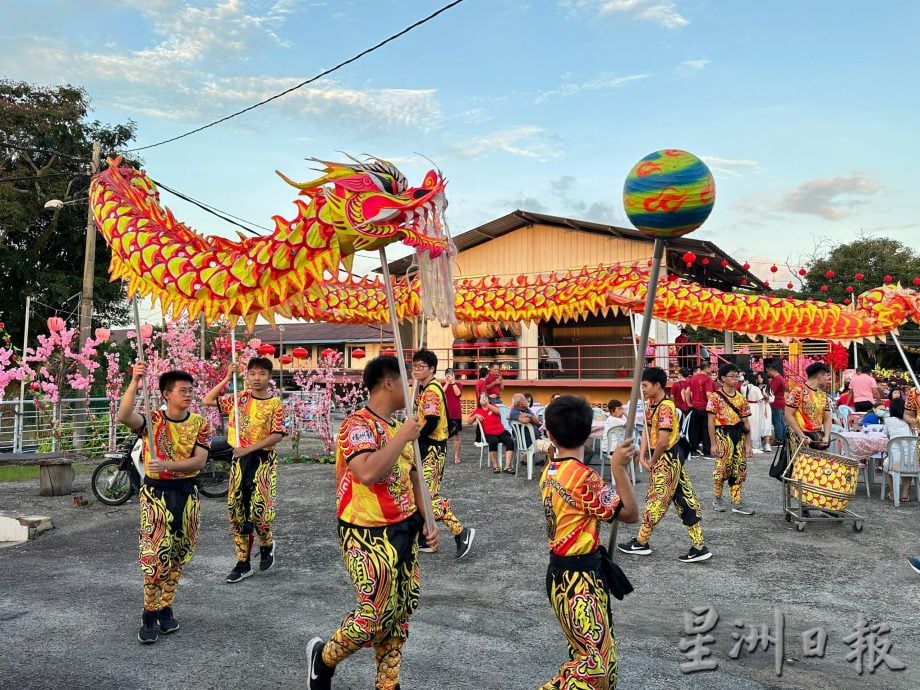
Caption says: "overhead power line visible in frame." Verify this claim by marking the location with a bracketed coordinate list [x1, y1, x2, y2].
[0, 140, 89, 162]
[151, 177, 269, 236]
[125, 0, 466, 153]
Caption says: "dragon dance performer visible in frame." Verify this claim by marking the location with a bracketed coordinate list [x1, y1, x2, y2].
[707, 363, 755, 515]
[410, 349, 475, 559]
[618, 367, 712, 563]
[540, 395, 638, 689]
[116, 363, 211, 644]
[203, 357, 286, 583]
[307, 355, 438, 690]
[783, 363, 832, 450]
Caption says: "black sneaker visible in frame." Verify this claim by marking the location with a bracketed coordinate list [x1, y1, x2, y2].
[226, 560, 253, 583]
[157, 606, 179, 634]
[138, 610, 159, 644]
[259, 543, 276, 572]
[306, 636, 334, 690]
[455, 527, 476, 560]
[617, 538, 652, 555]
[679, 546, 713, 563]
[908, 556, 920, 576]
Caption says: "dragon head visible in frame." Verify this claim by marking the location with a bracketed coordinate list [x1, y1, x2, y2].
[277, 158, 451, 259]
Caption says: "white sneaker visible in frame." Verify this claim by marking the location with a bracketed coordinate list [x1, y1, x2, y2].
[763, 444, 772, 452]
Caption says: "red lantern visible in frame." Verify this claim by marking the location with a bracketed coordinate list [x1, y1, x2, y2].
[292, 347, 308, 359]
[742, 262, 751, 271]
[94, 327, 111, 343]
[740, 278, 748, 286]
[720, 259, 728, 268]
[843, 298, 851, 305]
[321, 347, 336, 359]
[381, 348, 396, 356]
[763, 281, 770, 288]
[826, 298, 833, 303]
[258, 344, 276, 356]
[884, 275, 893, 283]
[854, 273, 864, 281]
[786, 282, 794, 289]
[825, 270, 835, 279]
[279, 355, 293, 365]
[351, 348, 366, 360]
[47, 316, 65, 332]
[913, 278, 920, 286]
[682, 251, 696, 266]
[820, 285, 828, 292]
[798, 268, 807, 276]
[845, 286, 854, 294]
[769, 265, 778, 274]
[701, 257, 710, 266]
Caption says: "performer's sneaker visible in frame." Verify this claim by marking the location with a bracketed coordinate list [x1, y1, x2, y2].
[732, 501, 755, 515]
[138, 610, 159, 644]
[711, 497, 727, 512]
[617, 538, 652, 555]
[908, 557, 920, 576]
[306, 636, 334, 690]
[157, 606, 179, 634]
[259, 543, 275, 572]
[679, 546, 713, 563]
[763, 444, 773, 452]
[455, 527, 476, 560]
[226, 560, 253, 583]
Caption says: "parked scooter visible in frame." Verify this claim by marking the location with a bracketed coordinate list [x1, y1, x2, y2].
[91, 435, 233, 506]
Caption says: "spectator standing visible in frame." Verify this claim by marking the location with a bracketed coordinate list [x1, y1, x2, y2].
[687, 361, 715, 457]
[442, 368, 463, 464]
[765, 361, 787, 447]
[850, 365, 882, 412]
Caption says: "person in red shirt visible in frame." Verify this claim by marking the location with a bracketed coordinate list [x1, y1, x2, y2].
[484, 362, 504, 404]
[442, 367, 463, 464]
[765, 361, 787, 446]
[474, 366, 489, 402]
[465, 392, 515, 473]
[687, 361, 715, 457]
[671, 368, 692, 416]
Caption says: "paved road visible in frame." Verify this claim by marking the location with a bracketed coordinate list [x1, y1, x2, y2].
[1, 433, 918, 689]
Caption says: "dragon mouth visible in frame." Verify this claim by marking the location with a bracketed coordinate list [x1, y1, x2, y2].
[400, 192, 451, 257]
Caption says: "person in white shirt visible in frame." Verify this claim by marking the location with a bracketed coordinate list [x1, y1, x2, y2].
[740, 373, 765, 452]
[883, 397, 915, 502]
[599, 399, 627, 455]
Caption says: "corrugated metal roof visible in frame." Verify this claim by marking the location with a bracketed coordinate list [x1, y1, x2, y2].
[385, 209, 766, 290]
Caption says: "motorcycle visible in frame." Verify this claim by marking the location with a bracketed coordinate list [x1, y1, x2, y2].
[91, 435, 233, 506]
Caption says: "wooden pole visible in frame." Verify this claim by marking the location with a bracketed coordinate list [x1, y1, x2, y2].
[379, 248, 436, 533]
[132, 298, 157, 467]
[230, 324, 241, 446]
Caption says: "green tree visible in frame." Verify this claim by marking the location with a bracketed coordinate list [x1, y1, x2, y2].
[0, 80, 138, 344]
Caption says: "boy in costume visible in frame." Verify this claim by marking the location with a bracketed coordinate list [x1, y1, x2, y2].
[784, 362, 832, 449]
[204, 356, 286, 582]
[618, 367, 712, 563]
[540, 395, 638, 689]
[117, 363, 211, 644]
[707, 363, 754, 515]
[306, 355, 438, 690]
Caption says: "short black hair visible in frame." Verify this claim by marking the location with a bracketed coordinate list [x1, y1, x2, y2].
[765, 361, 780, 373]
[159, 370, 194, 394]
[859, 365, 872, 374]
[641, 366, 668, 388]
[444, 367, 454, 375]
[679, 368, 692, 378]
[698, 360, 712, 371]
[479, 366, 489, 378]
[806, 362, 830, 377]
[363, 355, 402, 391]
[412, 348, 438, 369]
[247, 356, 273, 373]
[607, 399, 623, 411]
[544, 395, 592, 449]
[718, 363, 740, 379]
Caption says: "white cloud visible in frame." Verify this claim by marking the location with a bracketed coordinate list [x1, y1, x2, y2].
[449, 126, 562, 161]
[701, 156, 762, 177]
[679, 58, 710, 72]
[779, 175, 880, 220]
[535, 72, 649, 103]
[560, 0, 689, 28]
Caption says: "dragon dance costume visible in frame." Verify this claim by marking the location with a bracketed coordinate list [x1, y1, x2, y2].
[415, 379, 464, 538]
[320, 407, 421, 690]
[707, 389, 752, 505]
[138, 410, 211, 612]
[219, 391, 286, 562]
[540, 456, 624, 689]
[637, 397, 705, 550]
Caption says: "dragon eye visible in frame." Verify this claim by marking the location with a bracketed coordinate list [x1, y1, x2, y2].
[370, 173, 396, 194]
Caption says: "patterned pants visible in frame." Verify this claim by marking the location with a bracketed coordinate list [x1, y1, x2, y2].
[322, 516, 421, 690]
[637, 450, 704, 548]
[419, 438, 463, 536]
[138, 481, 200, 611]
[713, 426, 747, 504]
[228, 450, 277, 562]
[542, 566, 617, 689]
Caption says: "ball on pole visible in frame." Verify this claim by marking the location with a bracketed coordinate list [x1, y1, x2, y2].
[623, 149, 715, 238]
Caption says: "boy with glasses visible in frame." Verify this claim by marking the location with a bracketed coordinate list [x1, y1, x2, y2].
[411, 349, 475, 559]
[707, 364, 754, 515]
[204, 357, 286, 582]
[117, 364, 211, 644]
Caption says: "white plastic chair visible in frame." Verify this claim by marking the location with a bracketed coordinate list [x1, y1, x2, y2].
[828, 431, 870, 497]
[603, 425, 634, 485]
[475, 418, 505, 471]
[836, 404, 854, 428]
[880, 436, 920, 507]
[510, 421, 537, 480]
[498, 404, 513, 433]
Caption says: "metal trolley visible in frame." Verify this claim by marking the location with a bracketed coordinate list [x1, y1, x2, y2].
[781, 440, 865, 533]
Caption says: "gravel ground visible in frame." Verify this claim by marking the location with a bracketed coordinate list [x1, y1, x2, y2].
[1, 430, 918, 689]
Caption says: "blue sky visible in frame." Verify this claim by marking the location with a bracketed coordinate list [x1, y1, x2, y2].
[3, 0, 919, 286]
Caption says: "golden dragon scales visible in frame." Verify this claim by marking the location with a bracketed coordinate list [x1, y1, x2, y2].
[91, 159, 920, 340]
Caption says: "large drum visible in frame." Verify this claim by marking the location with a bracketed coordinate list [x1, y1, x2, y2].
[788, 447, 858, 512]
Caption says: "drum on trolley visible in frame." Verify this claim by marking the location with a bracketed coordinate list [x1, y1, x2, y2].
[782, 440, 864, 532]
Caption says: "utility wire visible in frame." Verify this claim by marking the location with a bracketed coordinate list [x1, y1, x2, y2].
[151, 177, 269, 236]
[125, 0, 466, 152]
[0, 171, 85, 184]
[0, 140, 89, 162]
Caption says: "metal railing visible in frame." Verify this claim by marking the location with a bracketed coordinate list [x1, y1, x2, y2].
[0, 397, 131, 456]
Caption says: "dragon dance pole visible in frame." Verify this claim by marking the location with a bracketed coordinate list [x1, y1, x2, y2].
[378, 248, 436, 534]
[230, 324, 240, 447]
[890, 333, 920, 391]
[608, 238, 665, 552]
[132, 298, 157, 466]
